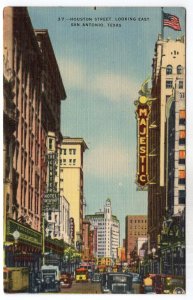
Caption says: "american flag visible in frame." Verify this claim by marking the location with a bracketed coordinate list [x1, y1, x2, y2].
[163, 12, 181, 31]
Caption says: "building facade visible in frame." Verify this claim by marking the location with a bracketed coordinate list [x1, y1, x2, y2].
[148, 35, 185, 249]
[45, 132, 71, 245]
[3, 7, 66, 269]
[59, 137, 88, 248]
[125, 215, 147, 264]
[82, 219, 91, 260]
[86, 199, 120, 260]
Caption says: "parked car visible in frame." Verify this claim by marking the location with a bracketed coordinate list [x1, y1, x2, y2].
[101, 272, 133, 294]
[40, 265, 61, 292]
[60, 273, 72, 288]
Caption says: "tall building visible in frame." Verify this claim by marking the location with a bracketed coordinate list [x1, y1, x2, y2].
[86, 199, 120, 260]
[45, 132, 71, 244]
[59, 137, 88, 248]
[125, 215, 147, 264]
[82, 219, 91, 260]
[3, 7, 66, 269]
[148, 35, 185, 249]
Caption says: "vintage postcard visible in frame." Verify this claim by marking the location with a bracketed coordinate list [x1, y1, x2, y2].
[3, 4, 187, 295]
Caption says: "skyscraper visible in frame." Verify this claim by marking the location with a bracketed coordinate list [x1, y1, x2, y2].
[148, 35, 185, 249]
[86, 199, 120, 260]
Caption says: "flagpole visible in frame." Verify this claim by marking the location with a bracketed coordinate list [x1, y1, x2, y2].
[161, 7, 164, 39]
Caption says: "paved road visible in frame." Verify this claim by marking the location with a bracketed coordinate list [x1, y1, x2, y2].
[60, 281, 141, 294]
[60, 281, 101, 294]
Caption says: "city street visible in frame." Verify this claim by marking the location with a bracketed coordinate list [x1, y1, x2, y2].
[59, 281, 140, 294]
[60, 281, 101, 294]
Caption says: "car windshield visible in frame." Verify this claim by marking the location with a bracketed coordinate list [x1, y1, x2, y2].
[76, 271, 87, 275]
[169, 278, 183, 286]
[42, 270, 56, 274]
[112, 275, 127, 283]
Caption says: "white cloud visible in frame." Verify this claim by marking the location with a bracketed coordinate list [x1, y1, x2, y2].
[58, 58, 86, 89]
[93, 73, 139, 102]
[58, 57, 139, 102]
[85, 142, 130, 179]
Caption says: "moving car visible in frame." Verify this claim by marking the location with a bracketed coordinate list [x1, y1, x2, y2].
[101, 272, 133, 294]
[41, 265, 61, 292]
[75, 267, 89, 282]
[131, 272, 142, 283]
[91, 272, 101, 283]
[60, 273, 72, 288]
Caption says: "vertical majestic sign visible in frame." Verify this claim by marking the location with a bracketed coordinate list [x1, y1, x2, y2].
[135, 96, 151, 189]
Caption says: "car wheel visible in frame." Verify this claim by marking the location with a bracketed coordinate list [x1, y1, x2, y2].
[173, 287, 185, 294]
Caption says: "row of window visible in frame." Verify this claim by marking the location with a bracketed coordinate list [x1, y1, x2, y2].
[166, 65, 183, 75]
[166, 80, 183, 89]
[60, 159, 76, 165]
[129, 219, 147, 223]
[60, 148, 76, 155]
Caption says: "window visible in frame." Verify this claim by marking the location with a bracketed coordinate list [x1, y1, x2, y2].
[166, 80, 173, 89]
[49, 139, 53, 150]
[64, 149, 67, 155]
[179, 110, 186, 125]
[73, 159, 76, 165]
[179, 130, 186, 145]
[179, 190, 186, 204]
[177, 65, 183, 74]
[63, 159, 66, 165]
[73, 149, 76, 155]
[179, 110, 186, 119]
[179, 81, 183, 89]
[69, 159, 72, 165]
[179, 170, 185, 185]
[179, 150, 185, 164]
[166, 65, 173, 75]
[48, 210, 52, 220]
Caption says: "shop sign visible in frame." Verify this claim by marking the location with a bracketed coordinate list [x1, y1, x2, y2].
[135, 96, 151, 188]
[43, 192, 60, 211]
[6, 218, 42, 247]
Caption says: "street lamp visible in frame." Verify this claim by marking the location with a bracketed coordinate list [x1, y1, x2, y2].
[13, 230, 20, 243]
[12, 230, 20, 266]
[65, 255, 69, 273]
[152, 248, 156, 273]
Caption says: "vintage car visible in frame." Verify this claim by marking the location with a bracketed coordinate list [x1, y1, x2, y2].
[3, 267, 29, 293]
[75, 267, 89, 282]
[130, 272, 142, 283]
[60, 273, 72, 288]
[101, 272, 133, 294]
[162, 275, 185, 294]
[40, 265, 61, 292]
[91, 272, 101, 283]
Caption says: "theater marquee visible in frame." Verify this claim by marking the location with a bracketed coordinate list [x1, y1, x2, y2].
[135, 95, 151, 189]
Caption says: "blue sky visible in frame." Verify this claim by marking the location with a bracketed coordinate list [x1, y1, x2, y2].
[28, 7, 185, 242]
